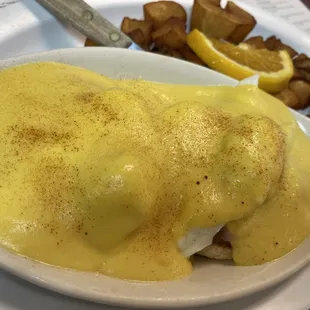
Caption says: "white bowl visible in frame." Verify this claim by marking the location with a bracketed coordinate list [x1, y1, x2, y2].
[0, 47, 309, 309]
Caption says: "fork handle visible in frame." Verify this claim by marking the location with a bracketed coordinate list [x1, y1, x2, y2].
[36, 0, 132, 48]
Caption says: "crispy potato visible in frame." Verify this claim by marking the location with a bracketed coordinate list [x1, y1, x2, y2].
[152, 46, 170, 55]
[299, 69, 310, 82]
[294, 53, 308, 64]
[264, 36, 279, 50]
[152, 18, 187, 49]
[274, 88, 299, 109]
[168, 49, 184, 59]
[143, 1, 186, 30]
[127, 29, 150, 51]
[121, 17, 152, 45]
[152, 46, 184, 60]
[84, 38, 97, 47]
[225, 1, 257, 43]
[288, 80, 310, 109]
[264, 36, 297, 58]
[294, 55, 310, 82]
[191, 0, 256, 44]
[273, 40, 297, 58]
[292, 67, 304, 80]
[178, 44, 206, 66]
[294, 58, 310, 71]
[244, 36, 266, 49]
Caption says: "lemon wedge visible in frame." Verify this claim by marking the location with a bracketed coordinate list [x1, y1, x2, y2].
[187, 29, 294, 93]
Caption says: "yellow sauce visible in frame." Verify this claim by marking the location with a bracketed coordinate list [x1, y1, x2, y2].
[0, 62, 309, 281]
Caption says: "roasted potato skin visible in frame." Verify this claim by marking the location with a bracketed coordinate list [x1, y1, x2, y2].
[120, 17, 152, 50]
[288, 80, 310, 109]
[121, 17, 152, 44]
[293, 55, 310, 82]
[178, 44, 206, 66]
[129, 29, 151, 51]
[267, 36, 297, 58]
[191, 0, 256, 44]
[274, 88, 300, 109]
[152, 18, 187, 50]
[244, 36, 266, 49]
[143, 1, 187, 30]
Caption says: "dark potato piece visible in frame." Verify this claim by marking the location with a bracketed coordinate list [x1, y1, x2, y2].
[168, 49, 184, 59]
[294, 58, 310, 71]
[294, 53, 308, 64]
[274, 88, 299, 109]
[143, 1, 186, 30]
[225, 1, 257, 43]
[152, 18, 187, 49]
[191, 0, 256, 44]
[152, 46, 170, 55]
[152, 46, 184, 60]
[264, 36, 297, 58]
[292, 67, 304, 80]
[178, 44, 206, 66]
[288, 80, 310, 109]
[294, 55, 310, 81]
[273, 40, 298, 58]
[264, 36, 280, 50]
[85, 38, 97, 47]
[299, 69, 310, 82]
[121, 17, 152, 45]
[244, 36, 266, 49]
[127, 29, 150, 51]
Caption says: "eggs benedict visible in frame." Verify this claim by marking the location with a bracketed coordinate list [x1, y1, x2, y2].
[0, 62, 309, 281]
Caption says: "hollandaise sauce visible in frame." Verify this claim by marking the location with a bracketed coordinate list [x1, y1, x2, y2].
[0, 62, 309, 281]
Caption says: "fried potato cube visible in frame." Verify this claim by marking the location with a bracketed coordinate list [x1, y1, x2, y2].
[127, 29, 150, 51]
[85, 38, 97, 47]
[244, 36, 266, 49]
[152, 46, 183, 58]
[168, 49, 184, 59]
[292, 67, 304, 80]
[152, 18, 187, 49]
[178, 44, 205, 66]
[294, 56, 310, 70]
[273, 41, 297, 58]
[294, 53, 308, 64]
[288, 80, 310, 109]
[152, 46, 170, 55]
[121, 17, 152, 45]
[191, 0, 256, 44]
[274, 88, 299, 109]
[293, 54, 310, 81]
[143, 1, 187, 30]
[264, 36, 279, 50]
[299, 69, 310, 82]
[264, 36, 297, 58]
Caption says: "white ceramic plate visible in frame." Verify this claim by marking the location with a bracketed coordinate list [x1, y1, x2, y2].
[0, 47, 309, 309]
